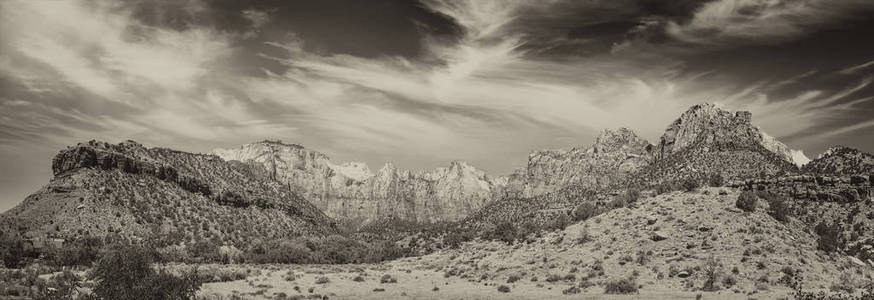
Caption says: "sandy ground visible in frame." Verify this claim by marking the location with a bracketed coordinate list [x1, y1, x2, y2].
[196, 263, 793, 299]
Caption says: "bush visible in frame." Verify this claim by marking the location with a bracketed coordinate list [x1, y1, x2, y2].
[701, 257, 721, 291]
[315, 277, 330, 284]
[682, 179, 700, 192]
[571, 202, 598, 222]
[604, 277, 638, 294]
[815, 222, 843, 253]
[90, 245, 201, 300]
[379, 274, 396, 284]
[0, 235, 27, 268]
[623, 189, 641, 205]
[708, 174, 725, 187]
[489, 222, 518, 244]
[763, 193, 790, 222]
[736, 191, 757, 212]
[497, 285, 510, 293]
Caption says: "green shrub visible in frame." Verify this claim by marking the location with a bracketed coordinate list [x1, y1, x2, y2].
[736, 191, 757, 212]
[604, 277, 638, 294]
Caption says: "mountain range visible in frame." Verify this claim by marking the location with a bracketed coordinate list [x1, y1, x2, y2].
[2, 103, 870, 246]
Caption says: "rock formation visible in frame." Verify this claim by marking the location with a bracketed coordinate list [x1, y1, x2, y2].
[803, 146, 874, 175]
[657, 103, 808, 166]
[502, 128, 652, 198]
[2, 140, 335, 247]
[633, 103, 802, 185]
[214, 141, 503, 224]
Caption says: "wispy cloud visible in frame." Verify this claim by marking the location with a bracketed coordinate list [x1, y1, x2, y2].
[667, 0, 874, 45]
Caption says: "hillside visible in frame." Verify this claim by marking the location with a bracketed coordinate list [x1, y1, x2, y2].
[804, 146, 874, 175]
[399, 187, 873, 297]
[1, 140, 335, 248]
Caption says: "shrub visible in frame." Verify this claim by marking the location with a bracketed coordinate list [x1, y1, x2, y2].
[315, 277, 330, 284]
[380, 274, 397, 284]
[0, 235, 27, 268]
[624, 189, 641, 205]
[708, 174, 725, 187]
[655, 182, 673, 195]
[497, 285, 510, 293]
[353, 276, 365, 282]
[604, 277, 638, 294]
[763, 193, 790, 222]
[571, 202, 598, 222]
[736, 191, 757, 212]
[682, 179, 700, 192]
[815, 222, 843, 253]
[90, 245, 201, 300]
[507, 275, 520, 283]
[701, 257, 721, 291]
[489, 222, 518, 245]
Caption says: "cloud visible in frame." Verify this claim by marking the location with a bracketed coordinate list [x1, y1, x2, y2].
[667, 0, 874, 45]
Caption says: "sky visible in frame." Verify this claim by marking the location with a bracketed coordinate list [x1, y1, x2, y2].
[2, 0, 874, 212]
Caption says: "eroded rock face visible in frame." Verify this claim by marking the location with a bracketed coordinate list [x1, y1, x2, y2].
[213, 141, 503, 223]
[501, 128, 653, 198]
[658, 103, 808, 167]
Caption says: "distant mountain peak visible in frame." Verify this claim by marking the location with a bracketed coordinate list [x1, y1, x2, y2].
[804, 145, 874, 175]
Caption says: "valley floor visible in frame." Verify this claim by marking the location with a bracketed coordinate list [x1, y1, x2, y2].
[194, 263, 792, 300]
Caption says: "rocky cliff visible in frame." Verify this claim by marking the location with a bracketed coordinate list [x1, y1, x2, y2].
[502, 128, 652, 198]
[213, 141, 503, 224]
[632, 103, 802, 186]
[2, 140, 335, 248]
[656, 103, 809, 167]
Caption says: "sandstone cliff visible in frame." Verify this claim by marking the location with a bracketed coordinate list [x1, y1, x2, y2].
[213, 141, 502, 224]
[501, 128, 652, 198]
[632, 103, 802, 185]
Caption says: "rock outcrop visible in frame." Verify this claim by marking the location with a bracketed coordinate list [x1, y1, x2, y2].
[803, 146, 874, 175]
[502, 128, 652, 198]
[214, 141, 503, 224]
[632, 103, 801, 185]
[657, 103, 808, 167]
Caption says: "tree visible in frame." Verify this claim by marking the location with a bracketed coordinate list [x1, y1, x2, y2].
[90, 245, 201, 300]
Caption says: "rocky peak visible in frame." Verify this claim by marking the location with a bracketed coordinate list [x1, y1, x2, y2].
[804, 146, 874, 175]
[592, 128, 651, 155]
[658, 103, 808, 167]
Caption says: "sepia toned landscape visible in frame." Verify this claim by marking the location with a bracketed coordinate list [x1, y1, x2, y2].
[2, 0, 874, 299]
